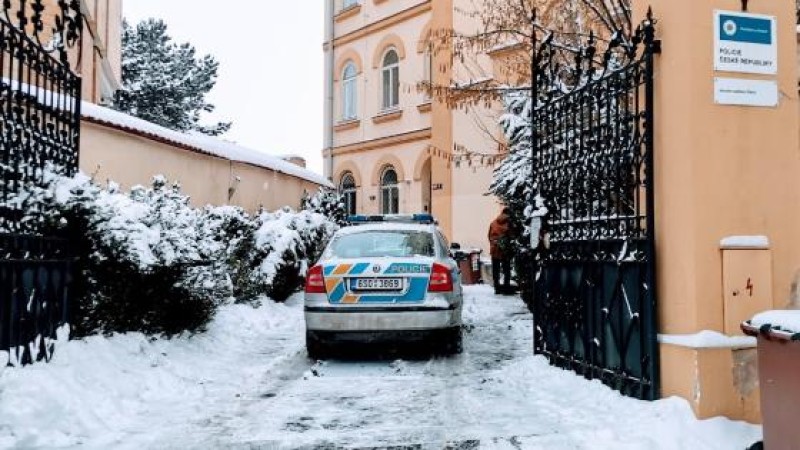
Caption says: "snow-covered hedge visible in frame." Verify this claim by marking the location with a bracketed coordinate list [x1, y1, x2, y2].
[301, 187, 348, 227]
[489, 94, 538, 304]
[229, 208, 337, 303]
[16, 171, 338, 337]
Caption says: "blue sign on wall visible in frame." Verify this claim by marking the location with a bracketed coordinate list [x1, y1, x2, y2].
[719, 14, 773, 45]
[714, 10, 777, 75]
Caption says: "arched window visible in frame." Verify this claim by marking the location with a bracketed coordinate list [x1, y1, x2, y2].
[381, 49, 400, 110]
[340, 172, 357, 215]
[380, 166, 399, 214]
[341, 62, 358, 120]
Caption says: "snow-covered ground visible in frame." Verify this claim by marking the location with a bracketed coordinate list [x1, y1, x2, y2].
[0, 287, 761, 449]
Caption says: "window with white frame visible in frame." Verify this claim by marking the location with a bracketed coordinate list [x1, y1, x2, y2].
[380, 166, 399, 214]
[381, 49, 400, 110]
[341, 62, 358, 120]
[339, 172, 357, 215]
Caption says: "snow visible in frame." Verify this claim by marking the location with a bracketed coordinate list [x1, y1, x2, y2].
[336, 222, 435, 235]
[0, 287, 761, 449]
[81, 102, 332, 188]
[487, 40, 522, 54]
[719, 235, 770, 249]
[751, 310, 800, 334]
[453, 76, 494, 89]
[659, 331, 757, 349]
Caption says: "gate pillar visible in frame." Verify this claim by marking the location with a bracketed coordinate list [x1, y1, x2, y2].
[633, 0, 800, 422]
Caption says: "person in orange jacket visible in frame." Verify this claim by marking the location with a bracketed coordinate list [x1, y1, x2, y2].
[488, 207, 514, 295]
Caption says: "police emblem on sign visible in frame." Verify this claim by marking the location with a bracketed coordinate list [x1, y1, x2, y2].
[372, 265, 381, 274]
[723, 20, 737, 37]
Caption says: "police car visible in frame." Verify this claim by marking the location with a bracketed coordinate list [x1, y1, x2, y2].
[304, 214, 463, 358]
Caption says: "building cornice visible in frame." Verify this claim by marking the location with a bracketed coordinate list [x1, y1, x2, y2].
[334, 4, 361, 23]
[333, 1, 432, 48]
[332, 128, 432, 156]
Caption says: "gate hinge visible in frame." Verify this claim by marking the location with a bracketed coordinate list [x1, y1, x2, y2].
[651, 40, 662, 55]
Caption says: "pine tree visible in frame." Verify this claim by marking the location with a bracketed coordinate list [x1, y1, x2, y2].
[113, 19, 231, 136]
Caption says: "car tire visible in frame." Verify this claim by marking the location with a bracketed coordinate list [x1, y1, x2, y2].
[306, 331, 327, 360]
[442, 328, 463, 355]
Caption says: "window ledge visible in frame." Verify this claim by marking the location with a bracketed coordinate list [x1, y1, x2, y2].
[373, 0, 388, 4]
[334, 119, 361, 132]
[335, 4, 361, 22]
[372, 109, 403, 124]
[417, 101, 432, 113]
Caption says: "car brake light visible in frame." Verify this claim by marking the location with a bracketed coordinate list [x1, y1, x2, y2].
[305, 265, 326, 294]
[428, 263, 453, 292]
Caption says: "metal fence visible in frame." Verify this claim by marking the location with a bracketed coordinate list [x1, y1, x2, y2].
[0, 0, 82, 363]
[0, 235, 71, 364]
[531, 12, 661, 400]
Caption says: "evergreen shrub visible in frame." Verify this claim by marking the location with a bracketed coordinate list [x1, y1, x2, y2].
[18, 172, 339, 336]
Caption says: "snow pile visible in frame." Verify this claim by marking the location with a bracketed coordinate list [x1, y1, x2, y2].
[485, 357, 761, 449]
[0, 298, 305, 449]
[751, 310, 800, 334]
[0, 287, 762, 449]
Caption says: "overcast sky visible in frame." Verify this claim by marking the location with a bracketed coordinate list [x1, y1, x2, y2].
[123, 1, 325, 174]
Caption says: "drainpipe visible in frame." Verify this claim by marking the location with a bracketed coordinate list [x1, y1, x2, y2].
[323, 0, 335, 182]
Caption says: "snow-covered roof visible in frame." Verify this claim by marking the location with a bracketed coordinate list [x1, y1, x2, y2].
[336, 223, 436, 236]
[81, 102, 332, 188]
[0, 76, 330, 187]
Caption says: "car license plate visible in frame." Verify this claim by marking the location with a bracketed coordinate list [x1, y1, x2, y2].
[352, 278, 403, 291]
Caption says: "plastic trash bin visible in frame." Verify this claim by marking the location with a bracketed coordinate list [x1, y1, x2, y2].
[455, 249, 482, 285]
[742, 311, 800, 450]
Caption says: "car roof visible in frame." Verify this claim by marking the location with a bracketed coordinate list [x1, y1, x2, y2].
[335, 223, 438, 236]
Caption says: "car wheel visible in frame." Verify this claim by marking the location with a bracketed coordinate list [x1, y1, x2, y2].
[442, 328, 463, 355]
[306, 331, 327, 360]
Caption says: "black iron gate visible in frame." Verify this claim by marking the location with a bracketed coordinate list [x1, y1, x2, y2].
[0, 0, 82, 364]
[531, 12, 660, 400]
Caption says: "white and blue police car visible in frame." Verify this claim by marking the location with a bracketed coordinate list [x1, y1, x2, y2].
[304, 214, 463, 358]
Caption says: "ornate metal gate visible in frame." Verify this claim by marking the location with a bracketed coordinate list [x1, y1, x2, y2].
[0, 0, 82, 364]
[531, 13, 660, 400]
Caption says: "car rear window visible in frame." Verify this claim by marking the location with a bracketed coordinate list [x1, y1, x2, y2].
[326, 230, 436, 259]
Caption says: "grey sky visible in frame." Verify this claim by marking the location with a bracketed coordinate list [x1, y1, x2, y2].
[123, 1, 325, 174]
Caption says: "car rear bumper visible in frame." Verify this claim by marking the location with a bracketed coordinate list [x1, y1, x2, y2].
[307, 327, 460, 347]
[304, 304, 462, 332]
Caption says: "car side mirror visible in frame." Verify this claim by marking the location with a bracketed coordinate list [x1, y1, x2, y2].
[450, 242, 461, 250]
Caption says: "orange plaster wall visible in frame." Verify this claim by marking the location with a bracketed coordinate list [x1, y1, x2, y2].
[634, 0, 800, 335]
[81, 121, 323, 212]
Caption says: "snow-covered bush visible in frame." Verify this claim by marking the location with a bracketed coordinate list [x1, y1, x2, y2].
[15, 170, 339, 335]
[490, 93, 534, 234]
[489, 93, 545, 306]
[301, 187, 348, 227]
[19, 174, 233, 336]
[230, 208, 338, 303]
